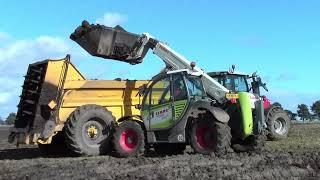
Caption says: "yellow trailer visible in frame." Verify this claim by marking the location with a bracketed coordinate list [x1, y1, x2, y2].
[9, 55, 149, 155]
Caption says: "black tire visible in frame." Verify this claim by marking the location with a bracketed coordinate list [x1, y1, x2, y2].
[232, 133, 267, 153]
[64, 104, 114, 156]
[190, 119, 231, 155]
[38, 131, 70, 156]
[153, 143, 186, 156]
[112, 121, 145, 157]
[266, 107, 290, 140]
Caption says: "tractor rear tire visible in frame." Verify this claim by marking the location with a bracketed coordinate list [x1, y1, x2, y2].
[64, 104, 114, 156]
[112, 121, 145, 157]
[266, 107, 290, 140]
[153, 143, 186, 155]
[190, 119, 231, 155]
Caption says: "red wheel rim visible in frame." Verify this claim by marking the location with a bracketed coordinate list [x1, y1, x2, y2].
[195, 124, 216, 150]
[119, 129, 138, 152]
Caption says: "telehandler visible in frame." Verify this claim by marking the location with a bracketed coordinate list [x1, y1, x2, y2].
[69, 21, 268, 156]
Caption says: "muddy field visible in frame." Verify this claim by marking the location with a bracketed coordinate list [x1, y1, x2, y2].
[0, 124, 320, 179]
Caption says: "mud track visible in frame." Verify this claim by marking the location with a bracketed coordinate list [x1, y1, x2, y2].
[0, 124, 320, 179]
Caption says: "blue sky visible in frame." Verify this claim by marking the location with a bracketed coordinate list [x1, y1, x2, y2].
[0, 0, 319, 118]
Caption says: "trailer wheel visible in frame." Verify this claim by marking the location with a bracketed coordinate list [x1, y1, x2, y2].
[64, 104, 114, 156]
[153, 143, 186, 155]
[266, 107, 290, 140]
[190, 119, 231, 155]
[112, 121, 145, 157]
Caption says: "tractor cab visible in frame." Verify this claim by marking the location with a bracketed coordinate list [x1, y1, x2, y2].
[208, 71, 249, 93]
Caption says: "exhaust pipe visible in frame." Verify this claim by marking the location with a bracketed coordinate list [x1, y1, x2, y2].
[70, 20, 146, 64]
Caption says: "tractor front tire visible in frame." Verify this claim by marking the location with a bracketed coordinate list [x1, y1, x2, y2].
[64, 104, 114, 156]
[266, 107, 290, 140]
[190, 119, 231, 155]
[112, 121, 145, 157]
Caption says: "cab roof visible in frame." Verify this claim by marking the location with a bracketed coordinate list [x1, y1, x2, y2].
[208, 71, 248, 77]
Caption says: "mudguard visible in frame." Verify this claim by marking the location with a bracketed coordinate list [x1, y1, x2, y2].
[238, 92, 253, 137]
[189, 100, 230, 123]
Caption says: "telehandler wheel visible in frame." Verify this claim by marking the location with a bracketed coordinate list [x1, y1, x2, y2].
[112, 121, 145, 157]
[64, 104, 114, 156]
[190, 119, 231, 155]
[266, 107, 290, 140]
[153, 143, 186, 155]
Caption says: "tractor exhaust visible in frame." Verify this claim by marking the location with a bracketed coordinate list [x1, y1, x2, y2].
[70, 20, 146, 64]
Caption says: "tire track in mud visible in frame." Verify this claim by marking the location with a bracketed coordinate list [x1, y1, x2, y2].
[1, 126, 320, 179]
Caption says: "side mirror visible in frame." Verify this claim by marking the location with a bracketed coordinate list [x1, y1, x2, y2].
[251, 71, 257, 77]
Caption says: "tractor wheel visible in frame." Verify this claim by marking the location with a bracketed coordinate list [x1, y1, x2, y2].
[38, 131, 70, 156]
[64, 104, 114, 156]
[190, 119, 231, 155]
[232, 133, 267, 153]
[153, 143, 186, 155]
[266, 107, 290, 140]
[112, 121, 145, 157]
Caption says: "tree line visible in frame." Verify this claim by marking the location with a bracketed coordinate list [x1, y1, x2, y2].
[275, 100, 320, 121]
[0, 113, 16, 125]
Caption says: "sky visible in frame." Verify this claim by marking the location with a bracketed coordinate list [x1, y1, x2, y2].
[0, 0, 319, 118]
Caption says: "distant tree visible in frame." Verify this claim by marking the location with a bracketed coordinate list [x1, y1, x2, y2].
[297, 104, 311, 121]
[5, 113, 16, 125]
[311, 100, 320, 119]
[272, 102, 282, 108]
[0, 116, 5, 125]
[285, 110, 297, 120]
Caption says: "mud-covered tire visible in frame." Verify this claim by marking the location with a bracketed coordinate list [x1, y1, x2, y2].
[38, 132, 70, 156]
[251, 134, 267, 152]
[266, 107, 290, 140]
[190, 119, 231, 155]
[112, 121, 145, 157]
[64, 104, 114, 156]
[232, 133, 267, 153]
[153, 143, 186, 155]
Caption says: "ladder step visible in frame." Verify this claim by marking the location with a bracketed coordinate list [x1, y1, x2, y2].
[30, 68, 42, 74]
[22, 110, 34, 115]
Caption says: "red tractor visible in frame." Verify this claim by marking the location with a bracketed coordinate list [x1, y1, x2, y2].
[208, 66, 290, 140]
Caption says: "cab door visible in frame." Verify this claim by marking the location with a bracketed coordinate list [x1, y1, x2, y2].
[143, 76, 174, 130]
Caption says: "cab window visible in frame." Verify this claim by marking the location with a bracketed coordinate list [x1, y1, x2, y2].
[172, 75, 187, 101]
[186, 76, 205, 96]
[234, 76, 248, 92]
[150, 77, 171, 106]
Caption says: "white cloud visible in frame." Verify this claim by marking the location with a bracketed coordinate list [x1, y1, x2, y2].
[0, 31, 10, 40]
[96, 12, 127, 27]
[0, 92, 11, 104]
[0, 34, 87, 117]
